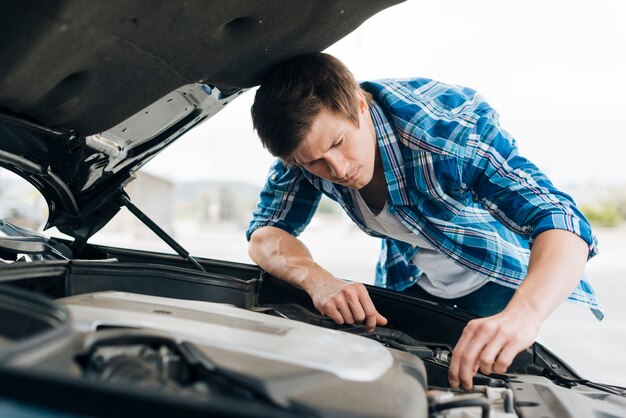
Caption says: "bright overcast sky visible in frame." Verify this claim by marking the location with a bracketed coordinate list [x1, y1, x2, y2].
[144, 0, 626, 190]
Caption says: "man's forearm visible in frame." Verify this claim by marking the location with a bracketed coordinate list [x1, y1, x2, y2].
[449, 228, 589, 389]
[504, 228, 589, 321]
[247, 225, 387, 331]
[247, 225, 332, 291]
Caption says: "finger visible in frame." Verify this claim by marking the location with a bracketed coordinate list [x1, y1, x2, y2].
[459, 359, 481, 390]
[336, 300, 355, 324]
[364, 313, 389, 334]
[458, 330, 493, 389]
[478, 334, 507, 376]
[493, 343, 520, 374]
[450, 319, 494, 389]
[357, 290, 381, 333]
[449, 322, 478, 388]
[324, 305, 344, 325]
[347, 296, 366, 323]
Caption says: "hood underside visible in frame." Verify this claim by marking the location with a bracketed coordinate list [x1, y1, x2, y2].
[0, 0, 402, 241]
[1, 0, 399, 135]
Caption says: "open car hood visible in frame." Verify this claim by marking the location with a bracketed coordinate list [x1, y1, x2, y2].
[0, 0, 401, 241]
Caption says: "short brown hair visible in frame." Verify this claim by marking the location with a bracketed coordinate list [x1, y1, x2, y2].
[251, 53, 372, 163]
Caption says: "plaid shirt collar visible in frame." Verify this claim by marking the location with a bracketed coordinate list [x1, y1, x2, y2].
[370, 100, 413, 207]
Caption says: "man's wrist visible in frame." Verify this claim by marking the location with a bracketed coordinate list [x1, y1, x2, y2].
[503, 286, 548, 324]
[299, 264, 334, 294]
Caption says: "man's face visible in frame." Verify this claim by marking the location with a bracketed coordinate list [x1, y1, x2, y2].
[292, 94, 377, 190]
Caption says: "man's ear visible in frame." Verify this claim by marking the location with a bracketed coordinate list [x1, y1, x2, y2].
[279, 157, 291, 167]
[279, 156, 297, 168]
[357, 90, 368, 114]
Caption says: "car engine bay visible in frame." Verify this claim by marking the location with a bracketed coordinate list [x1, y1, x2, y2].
[1, 240, 625, 418]
[1, 263, 624, 418]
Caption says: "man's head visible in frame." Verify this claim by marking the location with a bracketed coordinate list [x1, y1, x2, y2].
[251, 53, 378, 189]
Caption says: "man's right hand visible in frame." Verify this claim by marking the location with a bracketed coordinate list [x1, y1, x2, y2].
[248, 226, 387, 333]
[302, 272, 387, 333]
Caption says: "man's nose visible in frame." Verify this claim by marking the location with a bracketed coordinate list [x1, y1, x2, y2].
[326, 153, 348, 179]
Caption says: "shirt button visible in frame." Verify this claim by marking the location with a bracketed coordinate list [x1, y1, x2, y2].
[409, 276, 415, 282]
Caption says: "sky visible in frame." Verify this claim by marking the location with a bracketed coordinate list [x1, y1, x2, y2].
[144, 0, 626, 191]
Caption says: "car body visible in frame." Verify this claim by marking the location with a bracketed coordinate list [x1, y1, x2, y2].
[1, 1, 625, 417]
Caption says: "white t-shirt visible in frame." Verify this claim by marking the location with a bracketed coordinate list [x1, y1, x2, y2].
[350, 189, 490, 298]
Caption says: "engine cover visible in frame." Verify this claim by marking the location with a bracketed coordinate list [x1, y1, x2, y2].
[59, 291, 428, 418]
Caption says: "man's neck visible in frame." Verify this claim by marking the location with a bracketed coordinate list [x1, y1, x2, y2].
[358, 140, 387, 211]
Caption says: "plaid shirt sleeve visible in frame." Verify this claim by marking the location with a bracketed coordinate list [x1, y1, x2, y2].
[246, 159, 322, 241]
[461, 110, 598, 258]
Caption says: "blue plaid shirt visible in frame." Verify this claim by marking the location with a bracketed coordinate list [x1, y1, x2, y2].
[247, 78, 603, 320]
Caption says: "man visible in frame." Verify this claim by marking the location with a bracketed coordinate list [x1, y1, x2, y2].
[246, 53, 602, 389]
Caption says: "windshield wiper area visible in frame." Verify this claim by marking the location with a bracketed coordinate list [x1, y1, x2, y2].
[0, 219, 71, 261]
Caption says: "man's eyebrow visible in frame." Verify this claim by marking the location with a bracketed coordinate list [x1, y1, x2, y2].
[297, 156, 320, 166]
[298, 132, 344, 166]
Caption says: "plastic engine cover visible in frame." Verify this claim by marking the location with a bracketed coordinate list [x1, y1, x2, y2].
[59, 291, 428, 417]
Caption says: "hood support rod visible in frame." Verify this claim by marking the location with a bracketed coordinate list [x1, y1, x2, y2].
[119, 194, 207, 273]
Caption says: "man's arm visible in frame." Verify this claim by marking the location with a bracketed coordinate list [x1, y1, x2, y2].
[444, 106, 598, 388]
[248, 225, 387, 332]
[448, 228, 589, 389]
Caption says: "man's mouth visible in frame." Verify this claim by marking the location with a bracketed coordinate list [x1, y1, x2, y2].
[341, 168, 359, 184]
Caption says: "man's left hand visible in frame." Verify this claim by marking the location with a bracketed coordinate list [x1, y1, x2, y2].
[448, 307, 541, 389]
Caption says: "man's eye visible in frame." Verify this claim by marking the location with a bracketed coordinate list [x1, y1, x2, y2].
[334, 137, 344, 147]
